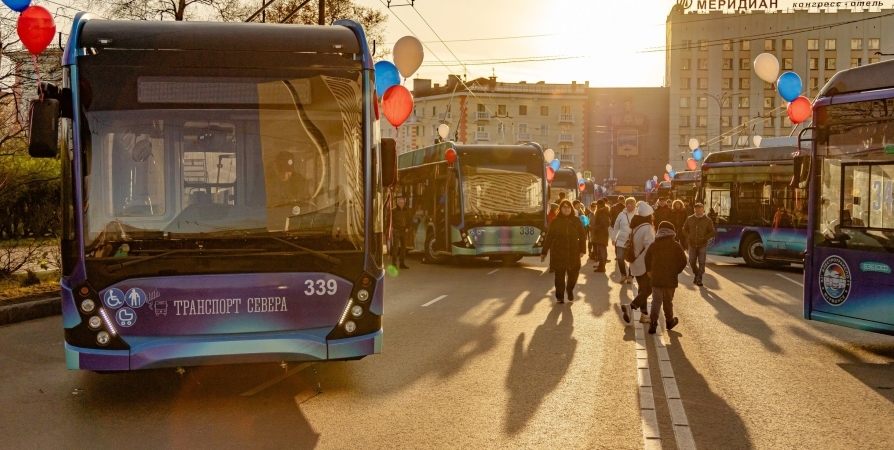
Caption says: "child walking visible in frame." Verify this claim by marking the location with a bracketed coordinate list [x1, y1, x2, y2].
[643, 221, 688, 334]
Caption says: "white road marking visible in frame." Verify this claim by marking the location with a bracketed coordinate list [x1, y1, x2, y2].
[776, 273, 804, 287]
[422, 295, 448, 307]
[653, 328, 697, 450]
[486, 269, 500, 275]
[633, 310, 662, 448]
[241, 362, 312, 396]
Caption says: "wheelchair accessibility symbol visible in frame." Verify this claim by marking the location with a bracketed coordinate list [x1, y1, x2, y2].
[103, 288, 125, 309]
[115, 307, 137, 327]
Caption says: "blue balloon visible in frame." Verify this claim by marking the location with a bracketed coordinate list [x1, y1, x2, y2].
[669, 170, 676, 178]
[2, 0, 30, 12]
[549, 159, 561, 171]
[777, 71, 802, 102]
[374, 61, 400, 97]
[692, 148, 703, 161]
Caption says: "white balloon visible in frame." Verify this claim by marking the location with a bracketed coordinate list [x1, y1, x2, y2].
[576, 172, 583, 180]
[543, 148, 555, 163]
[753, 135, 762, 147]
[393, 36, 424, 79]
[665, 163, 673, 172]
[754, 53, 780, 84]
[688, 138, 699, 151]
[438, 124, 449, 140]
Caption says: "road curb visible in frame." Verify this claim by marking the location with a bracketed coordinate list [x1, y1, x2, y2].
[0, 297, 61, 326]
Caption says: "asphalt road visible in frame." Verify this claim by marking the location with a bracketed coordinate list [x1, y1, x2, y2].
[1, 253, 893, 449]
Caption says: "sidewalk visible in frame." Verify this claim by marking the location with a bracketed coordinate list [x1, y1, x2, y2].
[0, 293, 61, 326]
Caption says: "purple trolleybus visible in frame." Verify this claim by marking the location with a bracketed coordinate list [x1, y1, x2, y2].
[27, 14, 397, 370]
[798, 60, 894, 335]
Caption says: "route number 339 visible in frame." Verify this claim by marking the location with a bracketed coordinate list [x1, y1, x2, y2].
[304, 279, 338, 295]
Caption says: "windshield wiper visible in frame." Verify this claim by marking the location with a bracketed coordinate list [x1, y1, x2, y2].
[106, 248, 267, 273]
[268, 236, 341, 266]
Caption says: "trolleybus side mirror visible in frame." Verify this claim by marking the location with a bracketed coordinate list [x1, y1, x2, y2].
[28, 98, 60, 158]
[792, 155, 810, 189]
[380, 138, 398, 187]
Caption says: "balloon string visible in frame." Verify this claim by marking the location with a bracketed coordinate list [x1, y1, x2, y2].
[31, 54, 44, 101]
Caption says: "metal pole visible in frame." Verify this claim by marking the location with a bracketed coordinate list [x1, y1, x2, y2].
[318, 0, 325, 25]
[609, 125, 614, 180]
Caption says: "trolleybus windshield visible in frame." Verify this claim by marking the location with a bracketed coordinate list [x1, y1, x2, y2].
[459, 156, 544, 225]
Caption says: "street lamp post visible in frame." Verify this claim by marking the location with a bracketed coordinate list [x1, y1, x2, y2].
[701, 91, 741, 155]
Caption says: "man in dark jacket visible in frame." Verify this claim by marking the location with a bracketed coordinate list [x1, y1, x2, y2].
[681, 202, 716, 286]
[590, 200, 611, 272]
[644, 221, 687, 334]
[390, 195, 412, 269]
[609, 195, 626, 225]
[653, 198, 672, 229]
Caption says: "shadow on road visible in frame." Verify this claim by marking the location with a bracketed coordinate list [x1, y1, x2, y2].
[700, 288, 783, 353]
[504, 304, 577, 434]
[667, 330, 753, 449]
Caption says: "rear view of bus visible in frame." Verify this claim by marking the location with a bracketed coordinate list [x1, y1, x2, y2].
[800, 61, 894, 335]
[29, 16, 389, 370]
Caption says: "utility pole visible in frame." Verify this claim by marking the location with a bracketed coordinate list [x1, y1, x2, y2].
[318, 0, 325, 25]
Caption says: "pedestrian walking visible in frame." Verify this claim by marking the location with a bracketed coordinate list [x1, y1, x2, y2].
[610, 197, 637, 283]
[609, 195, 626, 225]
[547, 203, 559, 225]
[541, 199, 586, 304]
[653, 198, 671, 229]
[389, 195, 412, 269]
[587, 201, 599, 260]
[643, 221, 687, 334]
[591, 199, 611, 272]
[620, 202, 656, 324]
[669, 200, 688, 249]
[682, 202, 716, 287]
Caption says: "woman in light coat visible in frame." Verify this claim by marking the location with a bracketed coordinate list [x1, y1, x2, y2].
[621, 202, 656, 324]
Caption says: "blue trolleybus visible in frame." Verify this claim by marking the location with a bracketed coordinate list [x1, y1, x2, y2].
[798, 60, 894, 335]
[549, 167, 580, 204]
[700, 142, 809, 268]
[27, 15, 396, 370]
[397, 142, 548, 264]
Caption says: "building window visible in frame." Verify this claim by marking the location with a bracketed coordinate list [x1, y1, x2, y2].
[722, 78, 732, 89]
[825, 58, 836, 70]
[782, 116, 792, 127]
[698, 78, 708, 89]
[477, 124, 485, 132]
[783, 39, 793, 51]
[869, 38, 880, 50]
[738, 97, 750, 108]
[697, 116, 708, 127]
[764, 39, 775, 51]
[518, 123, 528, 133]
[809, 77, 819, 90]
[432, 106, 437, 117]
[739, 116, 749, 125]
[722, 135, 733, 146]
[498, 105, 507, 115]
[825, 39, 836, 51]
[682, 39, 692, 50]
[477, 104, 486, 112]
[869, 57, 880, 64]
[851, 38, 862, 50]
[764, 116, 774, 127]
[764, 97, 774, 108]
[540, 124, 549, 136]
[679, 135, 689, 145]
[697, 134, 707, 145]
[722, 39, 732, 50]
[764, 81, 774, 90]
[722, 58, 733, 69]
[783, 58, 793, 70]
[519, 105, 527, 115]
[739, 78, 750, 89]
[681, 58, 691, 70]
[680, 97, 691, 108]
[808, 39, 819, 50]
[851, 58, 862, 68]
[561, 106, 571, 114]
[540, 106, 548, 116]
[721, 116, 731, 127]
[809, 58, 818, 70]
[698, 39, 708, 51]
[698, 96, 708, 108]
[721, 97, 732, 108]
[681, 78, 691, 89]
[680, 116, 690, 127]
[740, 40, 750, 51]
[698, 58, 708, 70]
[740, 58, 750, 70]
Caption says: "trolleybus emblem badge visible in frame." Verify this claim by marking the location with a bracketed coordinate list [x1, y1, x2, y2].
[819, 256, 851, 306]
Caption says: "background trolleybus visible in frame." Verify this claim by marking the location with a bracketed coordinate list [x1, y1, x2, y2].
[671, 170, 700, 207]
[699, 142, 808, 268]
[396, 142, 547, 264]
[27, 15, 396, 371]
[798, 60, 894, 335]
[549, 167, 580, 204]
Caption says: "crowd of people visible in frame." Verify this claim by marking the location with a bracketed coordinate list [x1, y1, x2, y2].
[541, 194, 716, 334]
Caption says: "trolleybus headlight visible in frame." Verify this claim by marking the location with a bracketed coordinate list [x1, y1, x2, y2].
[80, 299, 95, 313]
[351, 305, 363, 318]
[357, 289, 370, 302]
[88, 316, 102, 330]
[344, 321, 357, 334]
[96, 331, 111, 346]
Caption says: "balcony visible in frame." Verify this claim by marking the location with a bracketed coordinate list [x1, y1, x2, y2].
[558, 133, 574, 143]
[475, 111, 491, 121]
[438, 112, 453, 122]
[474, 131, 490, 141]
[558, 154, 575, 163]
[516, 132, 532, 142]
[558, 114, 574, 123]
[404, 115, 421, 124]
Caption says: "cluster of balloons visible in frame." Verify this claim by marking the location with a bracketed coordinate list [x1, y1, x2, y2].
[754, 53, 812, 125]
[576, 171, 585, 193]
[375, 36, 425, 128]
[5, 0, 56, 56]
[543, 148, 559, 182]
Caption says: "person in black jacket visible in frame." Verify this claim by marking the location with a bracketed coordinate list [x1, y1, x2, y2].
[590, 200, 611, 271]
[541, 199, 586, 303]
[390, 195, 412, 269]
[643, 221, 688, 334]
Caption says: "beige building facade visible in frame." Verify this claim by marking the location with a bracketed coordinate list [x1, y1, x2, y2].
[383, 76, 589, 168]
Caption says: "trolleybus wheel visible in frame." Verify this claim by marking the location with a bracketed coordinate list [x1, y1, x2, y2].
[742, 234, 768, 268]
[501, 254, 524, 264]
[425, 234, 449, 264]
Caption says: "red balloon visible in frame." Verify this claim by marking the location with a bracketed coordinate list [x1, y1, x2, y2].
[381, 85, 413, 127]
[787, 96, 812, 124]
[664, 173, 671, 182]
[445, 148, 456, 164]
[17, 6, 56, 56]
[546, 167, 555, 182]
[686, 158, 697, 171]
[578, 183, 586, 192]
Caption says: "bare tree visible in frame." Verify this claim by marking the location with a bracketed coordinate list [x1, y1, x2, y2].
[263, 0, 389, 58]
[82, 0, 253, 21]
